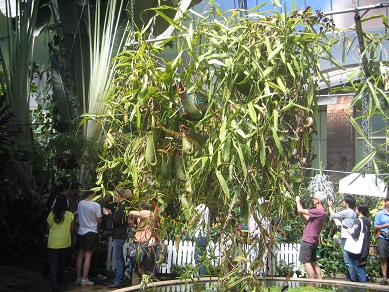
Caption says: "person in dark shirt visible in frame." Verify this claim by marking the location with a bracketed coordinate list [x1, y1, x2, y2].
[104, 189, 131, 288]
[327, 194, 356, 281]
[296, 191, 328, 279]
[347, 204, 371, 283]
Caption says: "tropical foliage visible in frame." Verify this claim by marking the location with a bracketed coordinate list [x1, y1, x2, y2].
[0, 0, 211, 257]
[0, 0, 387, 289]
[89, 3, 338, 289]
[0, 0, 39, 145]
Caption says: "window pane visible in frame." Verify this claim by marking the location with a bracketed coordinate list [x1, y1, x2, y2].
[356, 138, 387, 170]
[371, 115, 388, 136]
[355, 111, 389, 138]
[306, 0, 332, 12]
[359, 1, 389, 30]
[355, 139, 363, 164]
[212, 0, 235, 10]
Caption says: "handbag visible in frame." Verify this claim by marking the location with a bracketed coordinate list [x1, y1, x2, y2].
[344, 218, 364, 255]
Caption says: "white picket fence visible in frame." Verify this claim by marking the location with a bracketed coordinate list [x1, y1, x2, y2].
[106, 237, 300, 276]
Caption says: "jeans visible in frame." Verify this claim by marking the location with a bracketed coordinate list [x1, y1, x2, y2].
[113, 239, 126, 285]
[341, 238, 356, 281]
[47, 248, 68, 290]
[349, 258, 367, 283]
[194, 236, 207, 276]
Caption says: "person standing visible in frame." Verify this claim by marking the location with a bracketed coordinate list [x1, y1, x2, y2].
[150, 197, 162, 278]
[192, 203, 210, 276]
[374, 197, 389, 285]
[296, 192, 327, 279]
[346, 204, 371, 283]
[75, 190, 102, 287]
[327, 194, 356, 280]
[47, 194, 74, 292]
[106, 189, 131, 288]
[128, 201, 157, 285]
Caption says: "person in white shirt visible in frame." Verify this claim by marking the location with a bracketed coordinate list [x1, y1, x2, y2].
[75, 191, 102, 287]
[327, 194, 356, 281]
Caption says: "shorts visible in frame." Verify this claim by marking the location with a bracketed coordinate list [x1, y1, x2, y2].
[299, 241, 318, 263]
[77, 232, 98, 251]
[376, 237, 389, 258]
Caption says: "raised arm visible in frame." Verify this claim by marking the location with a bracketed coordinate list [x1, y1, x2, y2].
[128, 210, 153, 218]
[296, 196, 309, 220]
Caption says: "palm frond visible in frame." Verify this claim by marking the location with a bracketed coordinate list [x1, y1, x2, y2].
[84, 0, 130, 140]
[0, 0, 40, 145]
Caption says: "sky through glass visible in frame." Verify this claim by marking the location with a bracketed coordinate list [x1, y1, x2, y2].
[212, 0, 333, 12]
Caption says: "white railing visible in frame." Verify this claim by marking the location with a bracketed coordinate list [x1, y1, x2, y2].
[106, 237, 300, 277]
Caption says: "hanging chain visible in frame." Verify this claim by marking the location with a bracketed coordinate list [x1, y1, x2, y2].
[131, 0, 135, 30]
[129, 0, 135, 44]
[354, 9, 371, 171]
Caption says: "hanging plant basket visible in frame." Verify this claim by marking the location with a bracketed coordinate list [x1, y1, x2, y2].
[307, 173, 335, 199]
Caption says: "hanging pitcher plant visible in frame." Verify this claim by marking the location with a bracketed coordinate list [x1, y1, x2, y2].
[89, 2, 339, 289]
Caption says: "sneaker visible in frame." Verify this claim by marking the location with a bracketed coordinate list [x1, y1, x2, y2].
[81, 279, 95, 287]
[75, 278, 82, 286]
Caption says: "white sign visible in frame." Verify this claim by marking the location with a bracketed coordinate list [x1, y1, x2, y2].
[339, 173, 387, 198]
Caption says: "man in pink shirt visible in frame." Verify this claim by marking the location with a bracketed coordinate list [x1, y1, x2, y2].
[296, 192, 327, 279]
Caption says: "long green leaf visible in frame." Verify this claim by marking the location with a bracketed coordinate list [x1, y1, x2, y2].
[267, 43, 283, 61]
[352, 150, 376, 172]
[259, 135, 266, 167]
[233, 141, 248, 177]
[349, 117, 373, 148]
[216, 170, 230, 198]
[272, 127, 284, 156]
[152, 8, 182, 30]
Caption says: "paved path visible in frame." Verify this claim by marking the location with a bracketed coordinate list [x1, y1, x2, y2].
[0, 252, 128, 291]
[0, 265, 117, 292]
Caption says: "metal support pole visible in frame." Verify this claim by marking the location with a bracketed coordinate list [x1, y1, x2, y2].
[354, 9, 371, 170]
[237, 0, 247, 10]
[324, 2, 389, 16]
[237, 0, 247, 17]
